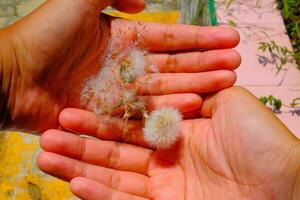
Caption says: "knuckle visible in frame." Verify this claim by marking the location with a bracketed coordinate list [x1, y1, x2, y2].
[109, 172, 121, 190]
[74, 163, 87, 178]
[156, 77, 167, 95]
[164, 25, 175, 50]
[77, 138, 86, 160]
[167, 54, 178, 72]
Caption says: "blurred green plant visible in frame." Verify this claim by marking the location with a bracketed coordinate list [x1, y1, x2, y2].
[290, 97, 300, 108]
[258, 41, 296, 74]
[260, 95, 283, 111]
[191, 0, 207, 25]
[228, 19, 237, 27]
[260, 95, 300, 112]
[277, 0, 300, 68]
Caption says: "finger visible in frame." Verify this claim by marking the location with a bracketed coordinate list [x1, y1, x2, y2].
[112, 0, 145, 13]
[111, 19, 240, 51]
[147, 49, 241, 73]
[38, 152, 149, 197]
[58, 108, 196, 147]
[59, 93, 203, 144]
[136, 70, 236, 95]
[70, 177, 149, 200]
[59, 108, 147, 146]
[40, 130, 152, 175]
[141, 93, 202, 113]
[112, 94, 202, 116]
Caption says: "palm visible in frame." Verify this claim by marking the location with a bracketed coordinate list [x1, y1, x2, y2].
[5, 0, 240, 131]
[142, 87, 300, 199]
[145, 120, 281, 199]
[38, 87, 300, 200]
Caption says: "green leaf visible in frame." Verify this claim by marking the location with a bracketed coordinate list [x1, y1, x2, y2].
[228, 20, 237, 27]
[273, 99, 282, 110]
[28, 182, 41, 200]
[260, 96, 268, 105]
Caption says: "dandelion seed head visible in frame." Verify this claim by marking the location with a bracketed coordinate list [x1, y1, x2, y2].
[143, 107, 182, 149]
[81, 38, 157, 123]
[119, 49, 147, 83]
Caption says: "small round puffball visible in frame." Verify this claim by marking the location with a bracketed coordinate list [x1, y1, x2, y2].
[143, 107, 182, 149]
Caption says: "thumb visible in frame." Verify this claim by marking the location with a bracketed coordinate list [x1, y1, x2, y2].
[86, 0, 145, 13]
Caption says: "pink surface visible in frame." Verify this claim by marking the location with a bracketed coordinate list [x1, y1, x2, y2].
[216, 0, 300, 138]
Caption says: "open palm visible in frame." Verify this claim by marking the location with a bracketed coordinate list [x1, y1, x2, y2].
[2, 0, 240, 131]
[38, 87, 300, 200]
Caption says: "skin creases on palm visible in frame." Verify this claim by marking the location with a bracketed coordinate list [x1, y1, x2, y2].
[145, 122, 293, 199]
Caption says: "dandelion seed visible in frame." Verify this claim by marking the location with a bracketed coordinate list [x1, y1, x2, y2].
[81, 38, 161, 135]
[128, 49, 147, 76]
[143, 107, 182, 149]
[119, 49, 147, 83]
[119, 60, 136, 83]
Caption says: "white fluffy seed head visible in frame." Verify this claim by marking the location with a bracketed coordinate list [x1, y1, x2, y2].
[143, 107, 182, 149]
[81, 38, 157, 118]
[119, 49, 147, 83]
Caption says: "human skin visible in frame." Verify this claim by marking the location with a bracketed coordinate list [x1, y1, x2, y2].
[0, 0, 240, 132]
[38, 87, 300, 200]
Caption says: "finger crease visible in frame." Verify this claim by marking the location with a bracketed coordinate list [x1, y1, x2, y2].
[78, 138, 87, 160]
[109, 172, 121, 191]
[167, 55, 178, 73]
[156, 77, 167, 95]
[164, 25, 175, 51]
[108, 142, 121, 169]
[195, 28, 203, 48]
[74, 163, 87, 178]
[197, 53, 204, 71]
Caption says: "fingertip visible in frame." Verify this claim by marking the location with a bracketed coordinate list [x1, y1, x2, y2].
[184, 93, 203, 112]
[37, 151, 52, 172]
[231, 49, 242, 69]
[70, 177, 98, 199]
[40, 129, 56, 150]
[216, 27, 240, 48]
[229, 28, 240, 47]
[225, 70, 237, 85]
[211, 49, 241, 70]
[215, 70, 237, 89]
[113, 0, 146, 14]
[201, 93, 216, 118]
[70, 177, 84, 194]
[232, 71, 237, 84]
[59, 108, 98, 134]
[58, 108, 77, 128]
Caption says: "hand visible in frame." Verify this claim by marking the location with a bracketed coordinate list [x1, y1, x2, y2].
[0, 0, 240, 132]
[38, 87, 300, 200]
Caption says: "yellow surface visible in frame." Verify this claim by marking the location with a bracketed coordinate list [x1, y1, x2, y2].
[0, 11, 180, 200]
[105, 11, 180, 24]
[0, 132, 75, 199]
